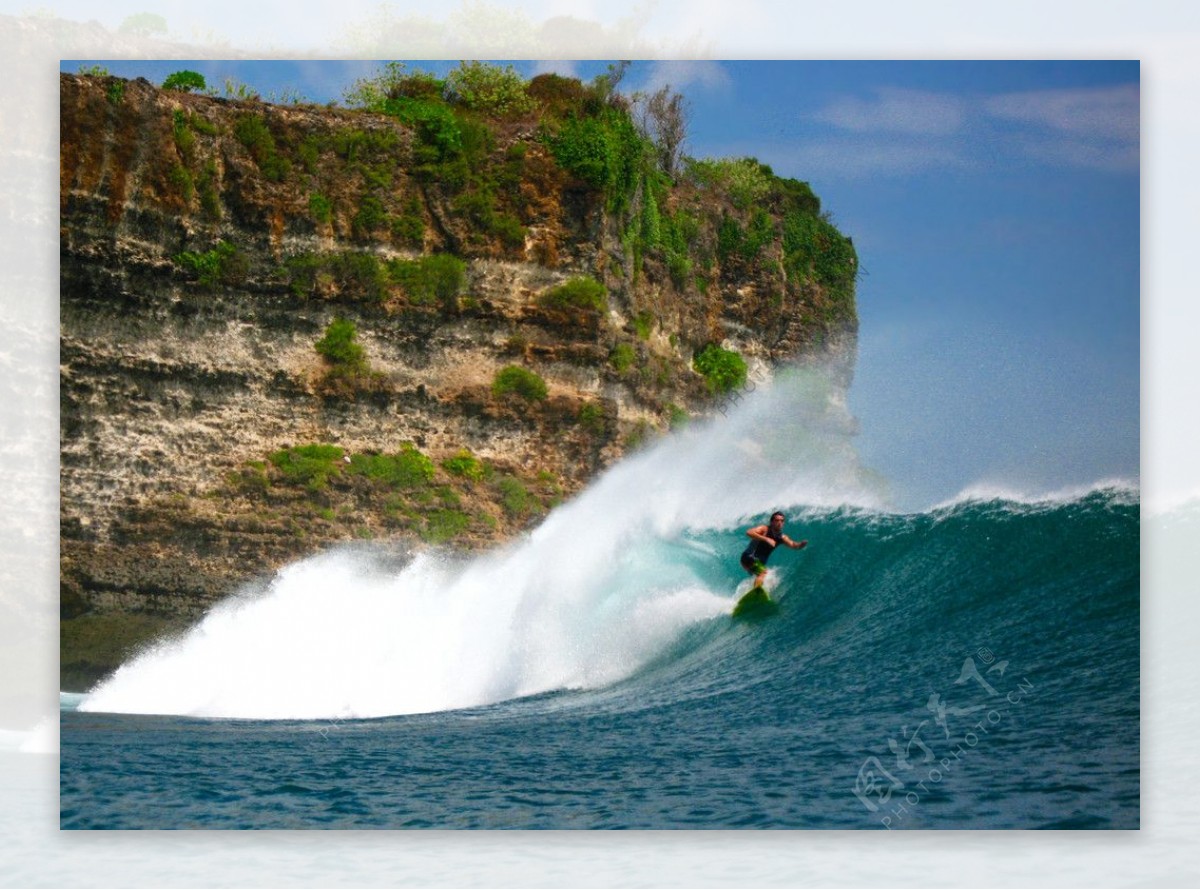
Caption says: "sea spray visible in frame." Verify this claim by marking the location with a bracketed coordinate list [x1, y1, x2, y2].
[81, 365, 882, 719]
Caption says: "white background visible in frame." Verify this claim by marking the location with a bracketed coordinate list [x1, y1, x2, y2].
[1, 1, 1193, 885]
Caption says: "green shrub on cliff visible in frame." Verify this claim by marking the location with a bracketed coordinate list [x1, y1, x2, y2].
[172, 110, 196, 163]
[441, 449, 487, 481]
[452, 186, 525, 250]
[227, 460, 269, 493]
[496, 476, 535, 517]
[539, 276, 607, 313]
[545, 107, 645, 214]
[782, 211, 858, 313]
[490, 212, 526, 252]
[610, 343, 636, 374]
[77, 65, 126, 105]
[714, 209, 773, 266]
[685, 156, 772, 210]
[716, 214, 743, 266]
[388, 253, 466, 309]
[343, 62, 423, 112]
[330, 253, 386, 301]
[346, 61, 534, 119]
[639, 183, 662, 248]
[343, 63, 526, 252]
[190, 114, 219, 136]
[328, 127, 399, 165]
[348, 446, 434, 489]
[169, 165, 194, 203]
[268, 444, 345, 491]
[774, 175, 821, 216]
[423, 508, 472, 543]
[404, 106, 492, 195]
[234, 113, 290, 181]
[741, 208, 777, 262]
[527, 73, 588, 115]
[693, 344, 747, 393]
[284, 252, 389, 302]
[445, 61, 535, 117]
[667, 403, 690, 429]
[352, 196, 387, 238]
[308, 193, 333, 224]
[197, 161, 221, 217]
[267, 443, 438, 494]
[234, 113, 272, 153]
[388, 98, 462, 165]
[492, 365, 548, 402]
[390, 196, 426, 248]
[174, 241, 247, 287]
[315, 318, 367, 371]
[385, 68, 445, 102]
[578, 401, 610, 435]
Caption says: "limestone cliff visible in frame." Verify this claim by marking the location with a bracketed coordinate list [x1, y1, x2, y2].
[59, 69, 857, 688]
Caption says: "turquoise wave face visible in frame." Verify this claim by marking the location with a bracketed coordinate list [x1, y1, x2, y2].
[573, 487, 1138, 714]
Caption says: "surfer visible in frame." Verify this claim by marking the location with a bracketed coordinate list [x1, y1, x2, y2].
[740, 512, 807, 589]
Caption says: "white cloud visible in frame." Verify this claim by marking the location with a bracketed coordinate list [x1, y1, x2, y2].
[983, 84, 1140, 172]
[1006, 132, 1140, 173]
[800, 82, 1139, 177]
[984, 84, 1139, 142]
[640, 59, 731, 94]
[778, 136, 970, 179]
[814, 87, 968, 136]
[714, 135, 972, 182]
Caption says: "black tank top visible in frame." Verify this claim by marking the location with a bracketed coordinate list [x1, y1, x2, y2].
[743, 526, 783, 564]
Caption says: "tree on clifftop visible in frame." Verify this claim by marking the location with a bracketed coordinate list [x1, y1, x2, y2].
[636, 84, 691, 178]
[162, 70, 207, 93]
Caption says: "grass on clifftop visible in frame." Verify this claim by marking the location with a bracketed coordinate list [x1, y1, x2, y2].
[151, 59, 856, 355]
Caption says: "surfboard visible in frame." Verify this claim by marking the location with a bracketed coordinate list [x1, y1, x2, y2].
[732, 585, 778, 619]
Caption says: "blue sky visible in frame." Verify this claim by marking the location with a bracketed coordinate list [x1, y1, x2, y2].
[63, 58, 1140, 508]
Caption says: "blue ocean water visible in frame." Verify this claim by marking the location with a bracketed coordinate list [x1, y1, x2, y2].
[60, 487, 1139, 829]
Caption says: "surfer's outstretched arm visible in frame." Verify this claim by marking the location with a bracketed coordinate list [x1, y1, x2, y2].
[782, 536, 807, 550]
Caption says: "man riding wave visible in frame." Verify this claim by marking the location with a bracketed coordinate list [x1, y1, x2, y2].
[740, 511, 807, 589]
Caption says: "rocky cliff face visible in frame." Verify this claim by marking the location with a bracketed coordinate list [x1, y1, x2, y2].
[59, 70, 857, 688]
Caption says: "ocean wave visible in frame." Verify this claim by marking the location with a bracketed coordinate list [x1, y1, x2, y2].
[76, 366, 1139, 722]
[928, 477, 1139, 512]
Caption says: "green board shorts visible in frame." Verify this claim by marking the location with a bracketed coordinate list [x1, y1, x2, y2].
[740, 555, 767, 575]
